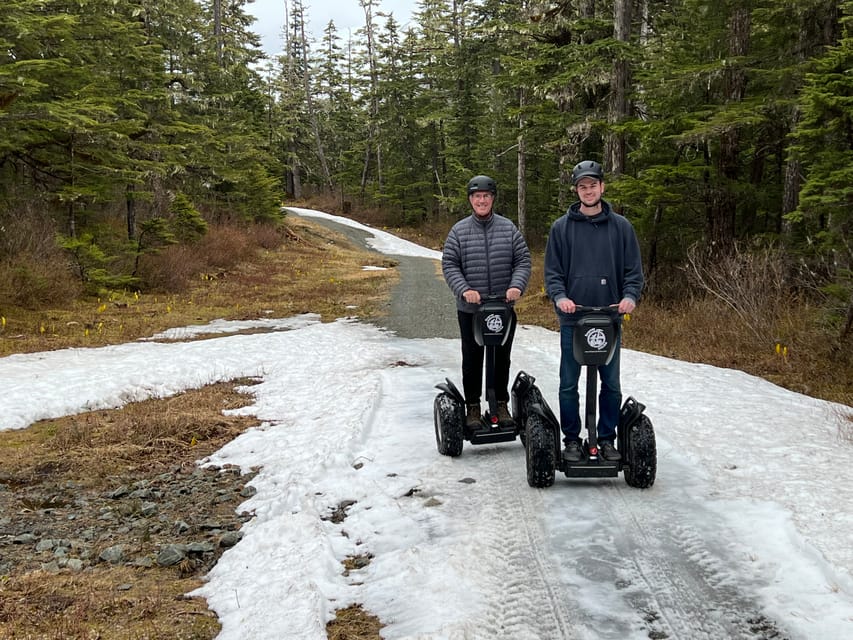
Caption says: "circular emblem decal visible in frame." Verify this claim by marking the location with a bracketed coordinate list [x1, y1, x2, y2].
[485, 313, 504, 333]
[585, 327, 607, 350]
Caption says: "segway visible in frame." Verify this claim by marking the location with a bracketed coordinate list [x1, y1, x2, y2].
[512, 306, 656, 488]
[434, 296, 522, 456]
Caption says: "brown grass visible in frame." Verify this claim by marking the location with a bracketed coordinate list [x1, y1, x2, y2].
[0, 382, 260, 639]
[0, 569, 218, 640]
[1, 381, 257, 484]
[326, 604, 383, 640]
[0, 215, 397, 357]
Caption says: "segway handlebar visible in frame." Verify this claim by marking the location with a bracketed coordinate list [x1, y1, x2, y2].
[572, 304, 621, 315]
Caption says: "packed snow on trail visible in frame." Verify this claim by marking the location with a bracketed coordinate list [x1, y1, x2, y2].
[3, 209, 852, 639]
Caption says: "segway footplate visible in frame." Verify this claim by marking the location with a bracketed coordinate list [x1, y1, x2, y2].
[467, 420, 518, 445]
[560, 457, 620, 478]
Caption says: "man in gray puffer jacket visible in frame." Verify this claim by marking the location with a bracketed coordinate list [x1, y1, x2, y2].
[442, 175, 531, 429]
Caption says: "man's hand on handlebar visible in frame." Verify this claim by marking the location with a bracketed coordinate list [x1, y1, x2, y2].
[463, 290, 481, 304]
[617, 298, 636, 314]
[556, 298, 576, 314]
[464, 288, 522, 304]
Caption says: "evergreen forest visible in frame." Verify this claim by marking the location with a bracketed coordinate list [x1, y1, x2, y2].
[1, 0, 851, 350]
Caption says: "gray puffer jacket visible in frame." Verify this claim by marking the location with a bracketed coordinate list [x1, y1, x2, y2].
[442, 212, 531, 313]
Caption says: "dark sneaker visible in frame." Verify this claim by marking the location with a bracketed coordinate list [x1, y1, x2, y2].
[496, 401, 513, 427]
[465, 404, 482, 429]
[600, 440, 621, 461]
[562, 440, 583, 462]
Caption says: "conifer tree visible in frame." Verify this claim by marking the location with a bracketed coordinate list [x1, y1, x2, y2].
[790, 0, 852, 341]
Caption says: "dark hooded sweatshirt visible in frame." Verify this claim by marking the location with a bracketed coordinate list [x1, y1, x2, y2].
[544, 200, 644, 326]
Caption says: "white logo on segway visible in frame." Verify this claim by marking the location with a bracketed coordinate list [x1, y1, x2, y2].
[485, 313, 504, 333]
[585, 327, 607, 350]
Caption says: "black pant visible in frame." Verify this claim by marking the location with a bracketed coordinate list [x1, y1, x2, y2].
[457, 308, 517, 405]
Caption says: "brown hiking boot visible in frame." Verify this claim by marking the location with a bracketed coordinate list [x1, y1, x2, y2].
[496, 401, 514, 427]
[465, 404, 482, 429]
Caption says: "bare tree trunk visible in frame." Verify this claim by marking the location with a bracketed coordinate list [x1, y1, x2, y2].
[68, 137, 77, 238]
[359, 0, 381, 198]
[606, 0, 631, 176]
[557, 0, 594, 207]
[709, 6, 750, 249]
[430, 121, 441, 218]
[298, 18, 333, 192]
[558, 148, 571, 211]
[517, 91, 527, 236]
[213, 0, 222, 67]
[126, 184, 136, 240]
[781, 153, 800, 235]
[291, 156, 302, 199]
[645, 204, 663, 296]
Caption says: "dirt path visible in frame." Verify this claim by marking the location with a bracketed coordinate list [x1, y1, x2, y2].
[288, 210, 459, 340]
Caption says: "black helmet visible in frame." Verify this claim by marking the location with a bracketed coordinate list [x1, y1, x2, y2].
[571, 160, 604, 185]
[467, 175, 497, 195]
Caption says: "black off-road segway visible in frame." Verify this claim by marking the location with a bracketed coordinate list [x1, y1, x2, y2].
[512, 306, 656, 488]
[434, 296, 523, 456]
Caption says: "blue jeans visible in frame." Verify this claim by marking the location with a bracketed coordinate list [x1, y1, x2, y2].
[558, 324, 622, 443]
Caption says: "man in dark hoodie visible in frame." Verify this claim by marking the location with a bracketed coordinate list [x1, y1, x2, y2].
[442, 175, 532, 430]
[544, 160, 644, 463]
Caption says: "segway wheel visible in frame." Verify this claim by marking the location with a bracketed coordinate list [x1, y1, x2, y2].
[434, 392, 464, 457]
[623, 414, 656, 488]
[525, 412, 556, 488]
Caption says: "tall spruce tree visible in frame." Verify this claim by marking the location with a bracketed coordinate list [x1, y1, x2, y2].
[790, 0, 852, 341]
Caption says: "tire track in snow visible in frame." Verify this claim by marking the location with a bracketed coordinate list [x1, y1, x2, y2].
[596, 480, 791, 639]
[457, 445, 578, 639]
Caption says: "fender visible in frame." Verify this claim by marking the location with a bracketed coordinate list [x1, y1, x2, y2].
[617, 395, 646, 457]
[618, 396, 646, 429]
[435, 378, 465, 405]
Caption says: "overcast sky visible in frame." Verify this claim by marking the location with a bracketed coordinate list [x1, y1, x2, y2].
[246, 0, 417, 56]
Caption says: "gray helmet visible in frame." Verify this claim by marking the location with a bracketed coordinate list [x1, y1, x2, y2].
[571, 160, 604, 185]
[467, 175, 497, 195]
